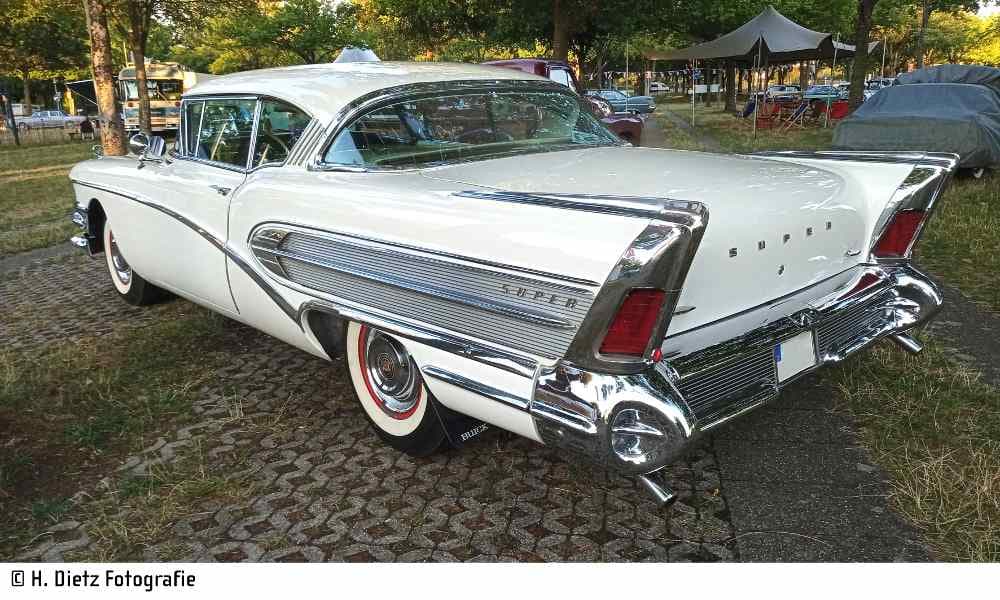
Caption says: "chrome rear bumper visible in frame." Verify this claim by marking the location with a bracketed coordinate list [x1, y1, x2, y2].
[529, 264, 941, 481]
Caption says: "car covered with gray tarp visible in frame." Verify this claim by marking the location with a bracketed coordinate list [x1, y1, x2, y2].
[833, 64, 1000, 170]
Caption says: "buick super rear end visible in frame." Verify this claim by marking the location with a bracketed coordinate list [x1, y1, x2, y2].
[68, 62, 957, 504]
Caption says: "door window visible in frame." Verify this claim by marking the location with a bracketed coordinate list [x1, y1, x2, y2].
[193, 98, 257, 168]
[252, 100, 310, 168]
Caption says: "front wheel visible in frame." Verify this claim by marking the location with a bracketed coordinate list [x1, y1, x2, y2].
[345, 322, 446, 457]
[102, 220, 169, 306]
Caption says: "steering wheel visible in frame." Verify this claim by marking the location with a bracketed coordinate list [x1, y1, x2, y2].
[454, 128, 514, 144]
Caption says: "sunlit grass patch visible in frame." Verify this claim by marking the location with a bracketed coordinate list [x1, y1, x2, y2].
[918, 176, 1000, 314]
[830, 338, 1000, 561]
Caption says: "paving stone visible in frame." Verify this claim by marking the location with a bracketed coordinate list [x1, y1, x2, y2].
[6, 244, 931, 562]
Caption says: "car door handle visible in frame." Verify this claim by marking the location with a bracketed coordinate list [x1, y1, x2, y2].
[209, 185, 232, 196]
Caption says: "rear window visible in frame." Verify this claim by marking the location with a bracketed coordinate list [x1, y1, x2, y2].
[322, 89, 619, 169]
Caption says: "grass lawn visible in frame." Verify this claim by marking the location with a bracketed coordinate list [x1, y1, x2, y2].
[829, 341, 1000, 561]
[658, 97, 834, 153]
[0, 301, 234, 559]
[0, 141, 94, 258]
[919, 177, 1000, 314]
[654, 100, 1000, 560]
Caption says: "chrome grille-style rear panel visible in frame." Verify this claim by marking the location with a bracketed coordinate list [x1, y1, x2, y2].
[677, 346, 777, 422]
[815, 289, 893, 357]
[674, 286, 897, 428]
[253, 226, 596, 359]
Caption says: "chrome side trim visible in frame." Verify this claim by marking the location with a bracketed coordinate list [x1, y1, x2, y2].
[251, 223, 596, 359]
[453, 190, 704, 220]
[298, 299, 538, 378]
[70, 178, 300, 326]
[422, 366, 530, 411]
[261, 224, 600, 287]
[752, 150, 960, 169]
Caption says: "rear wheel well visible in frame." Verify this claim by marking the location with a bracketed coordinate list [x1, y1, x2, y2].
[87, 199, 106, 253]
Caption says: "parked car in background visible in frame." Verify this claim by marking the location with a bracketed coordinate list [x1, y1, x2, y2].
[15, 109, 87, 131]
[765, 84, 800, 100]
[836, 65, 1000, 176]
[69, 62, 956, 504]
[648, 81, 669, 94]
[803, 85, 846, 102]
[586, 88, 656, 114]
[484, 58, 643, 144]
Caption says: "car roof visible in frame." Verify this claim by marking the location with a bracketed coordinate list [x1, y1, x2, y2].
[184, 61, 546, 124]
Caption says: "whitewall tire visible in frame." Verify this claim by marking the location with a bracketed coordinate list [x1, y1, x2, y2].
[102, 220, 168, 306]
[345, 321, 446, 456]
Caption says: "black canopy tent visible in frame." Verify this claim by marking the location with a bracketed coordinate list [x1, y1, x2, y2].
[642, 6, 878, 136]
[645, 6, 875, 65]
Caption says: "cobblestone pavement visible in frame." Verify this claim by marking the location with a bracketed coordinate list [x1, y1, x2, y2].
[4, 252, 931, 562]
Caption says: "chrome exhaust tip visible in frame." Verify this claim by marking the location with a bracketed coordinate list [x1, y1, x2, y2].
[891, 332, 923, 355]
[638, 472, 677, 507]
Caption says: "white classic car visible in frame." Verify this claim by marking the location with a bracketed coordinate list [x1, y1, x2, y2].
[70, 63, 957, 504]
[16, 109, 88, 131]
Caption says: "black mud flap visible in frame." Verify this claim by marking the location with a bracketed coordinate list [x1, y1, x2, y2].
[428, 394, 490, 449]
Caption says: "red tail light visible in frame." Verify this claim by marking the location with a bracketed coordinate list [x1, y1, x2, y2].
[599, 289, 666, 356]
[873, 209, 925, 258]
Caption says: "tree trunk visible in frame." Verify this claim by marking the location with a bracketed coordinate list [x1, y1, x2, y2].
[725, 61, 737, 112]
[916, 0, 931, 69]
[20, 67, 32, 116]
[83, 0, 126, 156]
[127, 1, 152, 136]
[551, 0, 570, 62]
[848, 0, 878, 112]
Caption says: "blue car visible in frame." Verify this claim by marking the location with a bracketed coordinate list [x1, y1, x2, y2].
[586, 89, 656, 114]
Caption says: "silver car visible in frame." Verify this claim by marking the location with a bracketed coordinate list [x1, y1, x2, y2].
[15, 110, 87, 131]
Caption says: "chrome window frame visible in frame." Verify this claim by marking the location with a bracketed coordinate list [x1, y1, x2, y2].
[309, 79, 623, 173]
[173, 93, 314, 174]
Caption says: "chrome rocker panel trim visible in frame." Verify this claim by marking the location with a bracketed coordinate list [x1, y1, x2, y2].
[528, 263, 942, 477]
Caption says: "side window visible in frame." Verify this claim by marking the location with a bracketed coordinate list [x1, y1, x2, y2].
[182, 101, 204, 156]
[252, 100, 310, 168]
[548, 68, 572, 89]
[195, 98, 257, 167]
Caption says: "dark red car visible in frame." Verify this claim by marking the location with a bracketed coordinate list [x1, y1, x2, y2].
[482, 58, 643, 145]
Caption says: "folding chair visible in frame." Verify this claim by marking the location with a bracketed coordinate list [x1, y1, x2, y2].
[755, 101, 782, 129]
[781, 101, 809, 130]
[737, 98, 756, 119]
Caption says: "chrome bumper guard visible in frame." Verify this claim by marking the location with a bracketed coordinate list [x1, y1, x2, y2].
[529, 264, 941, 483]
[69, 206, 99, 254]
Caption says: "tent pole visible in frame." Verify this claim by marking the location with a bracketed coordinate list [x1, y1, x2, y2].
[826, 34, 839, 129]
[880, 38, 887, 78]
[692, 60, 696, 127]
[752, 35, 763, 150]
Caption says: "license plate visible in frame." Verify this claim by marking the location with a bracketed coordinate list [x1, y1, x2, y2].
[774, 331, 818, 382]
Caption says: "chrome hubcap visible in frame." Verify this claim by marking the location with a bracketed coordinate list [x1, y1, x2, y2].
[363, 328, 419, 417]
[108, 230, 132, 286]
